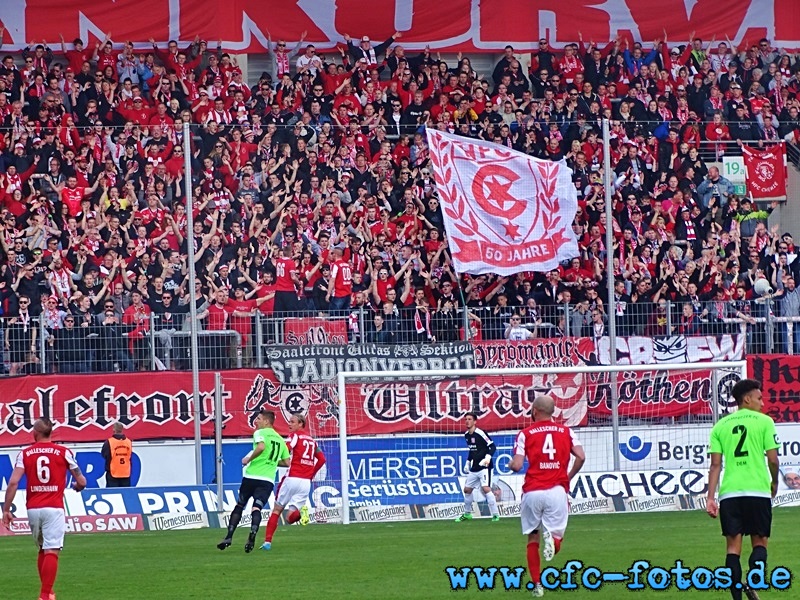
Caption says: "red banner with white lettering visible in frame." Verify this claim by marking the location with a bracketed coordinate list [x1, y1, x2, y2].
[0, 369, 342, 446]
[0, 335, 743, 445]
[283, 317, 348, 344]
[2, 1, 798, 53]
[742, 143, 788, 200]
[747, 355, 800, 423]
[426, 129, 579, 275]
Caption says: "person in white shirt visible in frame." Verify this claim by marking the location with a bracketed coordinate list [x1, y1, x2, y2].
[505, 314, 533, 341]
[296, 45, 323, 78]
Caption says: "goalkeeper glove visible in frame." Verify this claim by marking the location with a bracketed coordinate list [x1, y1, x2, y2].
[479, 455, 491, 468]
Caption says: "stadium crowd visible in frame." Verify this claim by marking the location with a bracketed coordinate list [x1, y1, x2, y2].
[0, 26, 799, 374]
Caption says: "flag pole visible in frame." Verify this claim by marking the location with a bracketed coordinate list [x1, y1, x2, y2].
[602, 118, 621, 472]
[449, 262, 472, 339]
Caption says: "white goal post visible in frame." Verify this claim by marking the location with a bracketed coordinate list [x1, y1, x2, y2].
[336, 361, 747, 525]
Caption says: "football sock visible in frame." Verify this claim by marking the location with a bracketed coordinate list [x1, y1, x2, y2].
[37, 550, 44, 577]
[287, 510, 301, 524]
[249, 510, 262, 536]
[40, 552, 58, 596]
[485, 492, 499, 517]
[226, 504, 243, 538]
[527, 542, 541, 584]
[749, 545, 767, 573]
[726, 554, 742, 600]
[265, 512, 280, 542]
[463, 492, 473, 514]
[553, 537, 562, 555]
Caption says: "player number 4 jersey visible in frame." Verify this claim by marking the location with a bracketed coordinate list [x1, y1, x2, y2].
[515, 422, 580, 493]
[16, 442, 78, 510]
[286, 433, 318, 479]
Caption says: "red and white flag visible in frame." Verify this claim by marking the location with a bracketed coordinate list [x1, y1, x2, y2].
[426, 129, 579, 275]
[742, 142, 787, 200]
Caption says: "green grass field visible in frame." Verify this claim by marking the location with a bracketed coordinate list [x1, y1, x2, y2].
[2, 509, 798, 599]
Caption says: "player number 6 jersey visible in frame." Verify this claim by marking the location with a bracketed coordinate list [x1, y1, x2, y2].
[16, 442, 78, 510]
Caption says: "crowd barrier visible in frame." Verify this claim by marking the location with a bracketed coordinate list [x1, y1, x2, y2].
[3, 298, 800, 376]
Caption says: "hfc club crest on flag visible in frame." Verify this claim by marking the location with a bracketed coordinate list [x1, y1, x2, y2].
[425, 129, 579, 275]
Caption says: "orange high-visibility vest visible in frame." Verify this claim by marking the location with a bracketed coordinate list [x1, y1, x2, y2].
[108, 437, 132, 478]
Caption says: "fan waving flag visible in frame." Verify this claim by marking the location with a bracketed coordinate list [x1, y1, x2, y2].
[425, 129, 579, 275]
[742, 142, 788, 200]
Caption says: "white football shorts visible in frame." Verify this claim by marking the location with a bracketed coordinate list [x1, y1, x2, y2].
[464, 469, 491, 490]
[27, 507, 66, 550]
[520, 486, 569, 538]
[276, 476, 311, 510]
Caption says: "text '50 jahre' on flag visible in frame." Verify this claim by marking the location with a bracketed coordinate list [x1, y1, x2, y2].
[425, 129, 579, 276]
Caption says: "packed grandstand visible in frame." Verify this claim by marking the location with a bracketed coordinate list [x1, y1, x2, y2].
[0, 27, 799, 374]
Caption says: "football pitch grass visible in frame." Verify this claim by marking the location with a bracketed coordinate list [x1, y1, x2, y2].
[2, 508, 798, 599]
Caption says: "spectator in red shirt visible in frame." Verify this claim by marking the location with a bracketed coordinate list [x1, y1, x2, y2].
[327, 248, 353, 314]
[198, 287, 233, 369]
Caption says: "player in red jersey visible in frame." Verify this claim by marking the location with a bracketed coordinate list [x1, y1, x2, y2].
[509, 396, 585, 598]
[2, 419, 87, 600]
[261, 413, 326, 550]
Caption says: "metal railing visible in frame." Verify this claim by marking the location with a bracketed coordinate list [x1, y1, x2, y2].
[1, 298, 797, 375]
[0, 314, 242, 374]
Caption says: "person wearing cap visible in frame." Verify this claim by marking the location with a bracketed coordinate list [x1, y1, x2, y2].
[738, 199, 777, 241]
[662, 43, 686, 79]
[728, 104, 760, 143]
[726, 81, 750, 113]
[343, 31, 402, 69]
[205, 74, 227, 101]
[199, 53, 223, 88]
[686, 72, 708, 113]
[718, 61, 742, 93]
[312, 263, 333, 311]
[117, 95, 153, 126]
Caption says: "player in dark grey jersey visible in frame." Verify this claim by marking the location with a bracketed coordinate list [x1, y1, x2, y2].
[455, 412, 500, 522]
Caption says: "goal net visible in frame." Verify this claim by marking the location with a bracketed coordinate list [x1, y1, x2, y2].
[333, 361, 746, 524]
[216, 361, 745, 526]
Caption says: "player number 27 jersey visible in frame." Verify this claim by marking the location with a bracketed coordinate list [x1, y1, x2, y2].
[286, 433, 318, 479]
[515, 422, 580, 493]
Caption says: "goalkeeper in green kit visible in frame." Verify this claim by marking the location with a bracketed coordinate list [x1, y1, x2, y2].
[218, 409, 290, 553]
[706, 379, 780, 600]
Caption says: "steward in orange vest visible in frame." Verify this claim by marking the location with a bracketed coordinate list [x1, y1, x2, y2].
[101, 422, 133, 487]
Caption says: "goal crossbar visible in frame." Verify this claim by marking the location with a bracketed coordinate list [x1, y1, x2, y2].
[336, 360, 747, 524]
